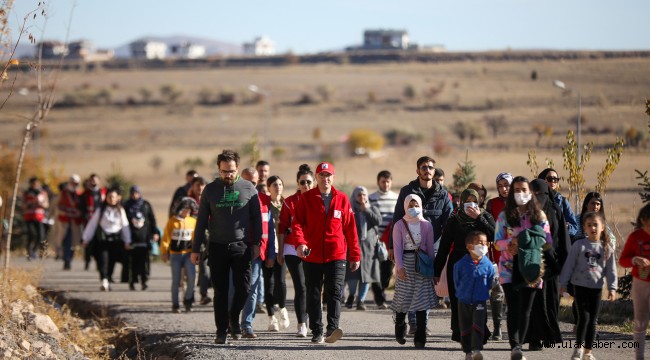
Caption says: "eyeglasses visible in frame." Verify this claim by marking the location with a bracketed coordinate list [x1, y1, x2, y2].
[220, 170, 237, 175]
[545, 176, 560, 183]
[299, 180, 312, 186]
[420, 165, 435, 171]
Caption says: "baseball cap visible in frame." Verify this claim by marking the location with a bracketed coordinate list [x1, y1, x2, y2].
[70, 174, 81, 184]
[315, 162, 335, 175]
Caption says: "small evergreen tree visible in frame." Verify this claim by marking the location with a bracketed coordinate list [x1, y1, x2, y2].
[452, 150, 476, 193]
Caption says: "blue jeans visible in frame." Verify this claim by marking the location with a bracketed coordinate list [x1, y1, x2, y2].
[257, 266, 265, 305]
[347, 279, 370, 302]
[241, 257, 262, 330]
[170, 253, 196, 307]
[62, 224, 75, 265]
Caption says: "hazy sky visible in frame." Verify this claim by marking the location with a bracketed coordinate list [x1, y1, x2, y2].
[10, 0, 650, 53]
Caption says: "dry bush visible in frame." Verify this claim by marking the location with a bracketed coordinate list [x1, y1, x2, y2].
[347, 129, 384, 156]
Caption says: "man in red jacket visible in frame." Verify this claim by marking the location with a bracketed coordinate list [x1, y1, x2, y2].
[294, 162, 361, 344]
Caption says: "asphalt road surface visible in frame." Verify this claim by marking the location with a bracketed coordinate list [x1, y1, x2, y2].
[16, 256, 646, 360]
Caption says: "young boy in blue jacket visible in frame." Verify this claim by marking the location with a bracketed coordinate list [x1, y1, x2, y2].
[454, 230, 495, 360]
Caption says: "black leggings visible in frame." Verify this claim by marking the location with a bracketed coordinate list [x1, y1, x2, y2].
[285, 254, 307, 323]
[503, 284, 539, 349]
[263, 260, 287, 315]
[94, 240, 121, 282]
[574, 285, 602, 349]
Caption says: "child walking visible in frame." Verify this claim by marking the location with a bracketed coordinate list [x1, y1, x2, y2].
[560, 211, 617, 360]
[161, 197, 198, 313]
[454, 230, 495, 360]
[619, 203, 650, 360]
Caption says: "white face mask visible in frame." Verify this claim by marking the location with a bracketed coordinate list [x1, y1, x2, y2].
[472, 244, 488, 258]
[514, 192, 532, 206]
[407, 207, 422, 218]
[464, 202, 479, 214]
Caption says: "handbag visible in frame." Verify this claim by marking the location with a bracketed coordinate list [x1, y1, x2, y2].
[402, 219, 435, 279]
[375, 239, 388, 262]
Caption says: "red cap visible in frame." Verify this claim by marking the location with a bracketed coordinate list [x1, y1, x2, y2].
[315, 162, 335, 175]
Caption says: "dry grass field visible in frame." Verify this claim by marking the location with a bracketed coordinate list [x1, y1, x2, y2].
[1, 57, 648, 244]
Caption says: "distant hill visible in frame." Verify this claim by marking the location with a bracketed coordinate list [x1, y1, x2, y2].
[113, 35, 242, 58]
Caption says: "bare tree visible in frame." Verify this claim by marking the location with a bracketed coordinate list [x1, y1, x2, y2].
[484, 115, 507, 138]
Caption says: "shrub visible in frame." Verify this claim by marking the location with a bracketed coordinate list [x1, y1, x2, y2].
[197, 87, 215, 105]
[139, 87, 153, 104]
[403, 84, 418, 100]
[316, 85, 335, 102]
[159, 84, 182, 104]
[218, 90, 236, 105]
[347, 129, 384, 156]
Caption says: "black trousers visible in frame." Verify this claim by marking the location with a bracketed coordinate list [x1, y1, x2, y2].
[128, 246, 149, 285]
[458, 301, 487, 353]
[574, 285, 602, 349]
[94, 240, 121, 281]
[285, 255, 307, 323]
[25, 220, 44, 258]
[371, 259, 394, 305]
[503, 283, 539, 349]
[304, 260, 346, 335]
[263, 261, 287, 315]
[208, 241, 252, 336]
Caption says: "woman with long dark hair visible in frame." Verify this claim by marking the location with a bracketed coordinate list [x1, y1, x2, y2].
[577, 192, 616, 249]
[538, 168, 580, 240]
[494, 176, 553, 360]
[278, 164, 314, 337]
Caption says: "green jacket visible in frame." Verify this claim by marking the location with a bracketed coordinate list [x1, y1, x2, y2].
[517, 224, 547, 286]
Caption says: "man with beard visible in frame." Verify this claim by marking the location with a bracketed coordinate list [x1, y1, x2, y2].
[191, 149, 262, 344]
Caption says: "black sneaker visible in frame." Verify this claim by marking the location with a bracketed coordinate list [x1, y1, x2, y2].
[200, 296, 212, 305]
[141, 283, 148, 291]
[311, 333, 324, 343]
[325, 328, 343, 343]
[215, 334, 228, 344]
[230, 322, 242, 340]
[129, 283, 136, 291]
[172, 305, 181, 313]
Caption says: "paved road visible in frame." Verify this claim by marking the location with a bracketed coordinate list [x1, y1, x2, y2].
[16, 256, 645, 360]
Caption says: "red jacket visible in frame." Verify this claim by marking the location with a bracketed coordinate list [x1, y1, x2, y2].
[258, 192, 272, 262]
[486, 196, 507, 264]
[620, 228, 650, 282]
[292, 186, 360, 264]
[279, 191, 301, 246]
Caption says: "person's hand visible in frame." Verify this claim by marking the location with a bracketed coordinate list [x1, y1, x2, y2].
[276, 252, 284, 266]
[190, 252, 201, 265]
[388, 249, 394, 262]
[397, 267, 407, 280]
[634, 256, 650, 268]
[250, 244, 260, 260]
[507, 238, 518, 256]
[560, 287, 567, 295]
[358, 200, 367, 212]
[607, 290, 616, 301]
[265, 258, 275, 268]
[124, 243, 131, 251]
[465, 205, 480, 219]
[349, 261, 360, 272]
[161, 253, 169, 263]
[153, 233, 160, 242]
[82, 242, 88, 249]
[434, 276, 440, 286]
[297, 245, 308, 259]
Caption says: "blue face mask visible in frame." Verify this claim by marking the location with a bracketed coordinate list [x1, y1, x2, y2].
[407, 207, 422, 218]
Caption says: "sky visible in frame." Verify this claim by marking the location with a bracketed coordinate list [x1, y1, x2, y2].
[9, 0, 650, 54]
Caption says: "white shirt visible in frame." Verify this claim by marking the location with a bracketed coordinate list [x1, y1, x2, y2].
[403, 222, 422, 251]
[82, 206, 131, 244]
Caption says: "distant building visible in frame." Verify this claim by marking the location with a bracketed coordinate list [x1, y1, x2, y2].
[363, 29, 410, 50]
[243, 36, 275, 56]
[37, 41, 68, 58]
[68, 40, 96, 59]
[130, 40, 167, 59]
[169, 42, 206, 59]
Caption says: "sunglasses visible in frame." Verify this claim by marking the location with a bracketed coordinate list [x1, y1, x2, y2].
[545, 176, 560, 183]
[299, 180, 313, 186]
[420, 165, 435, 171]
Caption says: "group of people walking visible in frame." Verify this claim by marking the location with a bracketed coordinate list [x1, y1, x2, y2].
[22, 151, 650, 360]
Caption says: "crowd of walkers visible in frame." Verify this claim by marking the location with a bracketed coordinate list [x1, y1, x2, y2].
[19, 151, 650, 360]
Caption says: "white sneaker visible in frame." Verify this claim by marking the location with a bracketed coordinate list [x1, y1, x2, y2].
[296, 322, 308, 337]
[268, 315, 279, 332]
[101, 278, 109, 291]
[278, 307, 290, 329]
[582, 353, 596, 360]
[572, 348, 584, 360]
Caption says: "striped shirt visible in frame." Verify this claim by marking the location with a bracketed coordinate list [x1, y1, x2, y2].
[369, 189, 398, 237]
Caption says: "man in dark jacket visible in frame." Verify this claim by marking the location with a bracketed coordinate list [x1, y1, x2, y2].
[168, 169, 198, 217]
[390, 155, 453, 335]
[191, 150, 262, 345]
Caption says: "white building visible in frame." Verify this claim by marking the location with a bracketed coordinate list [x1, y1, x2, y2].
[243, 36, 275, 56]
[130, 40, 167, 59]
[169, 42, 206, 59]
[363, 29, 410, 50]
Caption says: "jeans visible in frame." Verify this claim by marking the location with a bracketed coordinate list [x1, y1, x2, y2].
[241, 257, 262, 331]
[408, 310, 429, 329]
[198, 258, 211, 297]
[257, 267, 265, 306]
[285, 255, 307, 323]
[304, 260, 346, 335]
[208, 241, 252, 336]
[347, 279, 370, 303]
[371, 259, 394, 304]
[61, 223, 76, 266]
[170, 253, 196, 306]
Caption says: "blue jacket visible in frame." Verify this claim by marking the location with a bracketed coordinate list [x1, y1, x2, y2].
[391, 179, 453, 254]
[454, 254, 494, 305]
[554, 192, 579, 238]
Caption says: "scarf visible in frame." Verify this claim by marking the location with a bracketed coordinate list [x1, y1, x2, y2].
[351, 186, 369, 240]
[456, 188, 485, 226]
[402, 194, 425, 224]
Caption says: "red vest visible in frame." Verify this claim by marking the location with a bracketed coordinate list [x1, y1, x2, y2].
[258, 192, 272, 261]
[23, 188, 47, 222]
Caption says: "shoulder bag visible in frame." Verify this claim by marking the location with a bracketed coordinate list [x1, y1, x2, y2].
[402, 219, 434, 279]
